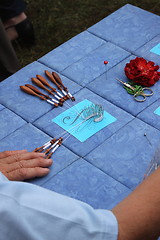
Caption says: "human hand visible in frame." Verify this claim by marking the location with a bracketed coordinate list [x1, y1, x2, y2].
[0, 150, 52, 181]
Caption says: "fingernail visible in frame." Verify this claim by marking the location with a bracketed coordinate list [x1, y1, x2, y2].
[43, 168, 50, 173]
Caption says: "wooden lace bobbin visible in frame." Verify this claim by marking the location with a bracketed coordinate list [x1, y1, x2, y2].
[36, 74, 57, 93]
[32, 77, 64, 104]
[33, 146, 44, 152]
[25, 84, 62, 106]
[32, 75, 64, 103]
[36, 74, 65, 103]
[32, 77, 54, 95]
[25, 84, 51, 99]
[52, 71, 75, 101]
[33, 138, 57, 153]
[45, 137, 63, 159]
[44, 138, 57, 154]
[20, 86, 58, 107]
[44, 70, 68, 102]
[45, 70, 62, 90]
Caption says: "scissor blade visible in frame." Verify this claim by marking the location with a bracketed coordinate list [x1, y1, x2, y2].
[116, 78, 135, 90]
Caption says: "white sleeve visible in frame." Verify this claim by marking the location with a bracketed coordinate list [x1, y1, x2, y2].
[0, 172, 118, 240]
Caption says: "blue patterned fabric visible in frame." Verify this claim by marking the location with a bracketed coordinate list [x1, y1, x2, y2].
[0, 108, 26, 140]
[62, 42, 130, 86]
[88, 4, 160, 52]
[42, 158, 131, 209]
[38, 31, 105, 72]
[0, 4, 160, 239]
[85, 118, 160, 190]
[134, 35, 160, 64]
[137, 99, 160, 131]
[0, 104, 4, 111]
[34, 88, 134, 156]
[0, 61, 81, 122]
[87, 55, 160, 116]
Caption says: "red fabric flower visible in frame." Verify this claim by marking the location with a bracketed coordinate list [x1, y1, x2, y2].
[124, 57, 160, 87]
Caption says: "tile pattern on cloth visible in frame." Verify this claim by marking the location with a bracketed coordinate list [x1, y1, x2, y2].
[42, 158, 131, 209]
[88, 4, 160, 52]
[85, 118, 160, 190]
[137, 99, 160, 131]
[0, 108, 26, 140]
[0, 123, 79, 186]
[0, 61, 82, 123]
[34, 88, 134, 157]
[134, 34, 160, 65]
[0, 104, 5, 111]
[0, 4, 160, 211]
[38, 31, 105, 72]
[0, 123, 51, 152]
[62, 42, 130, 86]
[87, 55, 160, 116]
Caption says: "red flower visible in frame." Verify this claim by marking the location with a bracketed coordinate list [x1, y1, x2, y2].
[124, 57, 160, 87]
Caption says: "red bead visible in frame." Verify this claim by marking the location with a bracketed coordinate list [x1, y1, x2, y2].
[104, 61, 108, 64]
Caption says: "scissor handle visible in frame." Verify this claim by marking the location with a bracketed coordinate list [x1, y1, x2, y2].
[142, 87, 154, 96]
[134, 92, 146, 102]
[134, 87, 154, 102]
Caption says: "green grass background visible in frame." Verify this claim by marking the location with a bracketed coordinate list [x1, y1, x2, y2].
[16, 0, 160, 67]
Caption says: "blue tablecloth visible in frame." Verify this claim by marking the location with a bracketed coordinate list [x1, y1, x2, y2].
[0, 4, 160, 210]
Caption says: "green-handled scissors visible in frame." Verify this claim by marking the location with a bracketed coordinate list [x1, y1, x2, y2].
[116, 78, 154, 102]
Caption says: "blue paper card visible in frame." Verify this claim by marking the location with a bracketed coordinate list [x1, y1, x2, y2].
[52, 99, 117, 142]
[154, 106, 160, 116]
[150, 43, 160, 56]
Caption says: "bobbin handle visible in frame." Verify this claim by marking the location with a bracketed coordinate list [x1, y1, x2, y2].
[36, 75, 57, 92]
[45, 152, 53, 159]
[33, 146, 44, 152]
[44, 146, 53, 154]
[50, 138, 57, 144]
[32, 77, 54, 96]
[52, 72, 68, 91]
[25, 84, 50, 98]
[20, 86, 45, 100]
[45, 70, 62, 90]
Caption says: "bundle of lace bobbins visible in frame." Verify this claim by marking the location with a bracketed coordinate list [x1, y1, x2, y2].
[22, 70, 105, 160]
[33, 137, 63, 159]
[20, 70, 75, 108]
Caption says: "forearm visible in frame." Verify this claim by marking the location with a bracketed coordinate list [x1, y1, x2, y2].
[112, 168, 160, 240]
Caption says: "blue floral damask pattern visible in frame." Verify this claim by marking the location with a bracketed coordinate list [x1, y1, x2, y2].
[34, 88, 133, 157]
[0, 108, 26, 140]
[38, 31, 105, 72]
[85, 118, 160, 190]
[0, 4, 160, 213]
[42, 159, 131, 209]
[88, 4, 160, 52]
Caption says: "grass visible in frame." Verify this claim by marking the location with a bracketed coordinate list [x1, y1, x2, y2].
[15, 0, 160, 67]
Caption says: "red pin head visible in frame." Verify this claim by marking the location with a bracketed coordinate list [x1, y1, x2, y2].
[104, 61, 108, 65]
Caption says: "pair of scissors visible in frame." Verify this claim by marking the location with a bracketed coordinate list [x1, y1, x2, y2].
[116, 78, 154, 102]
